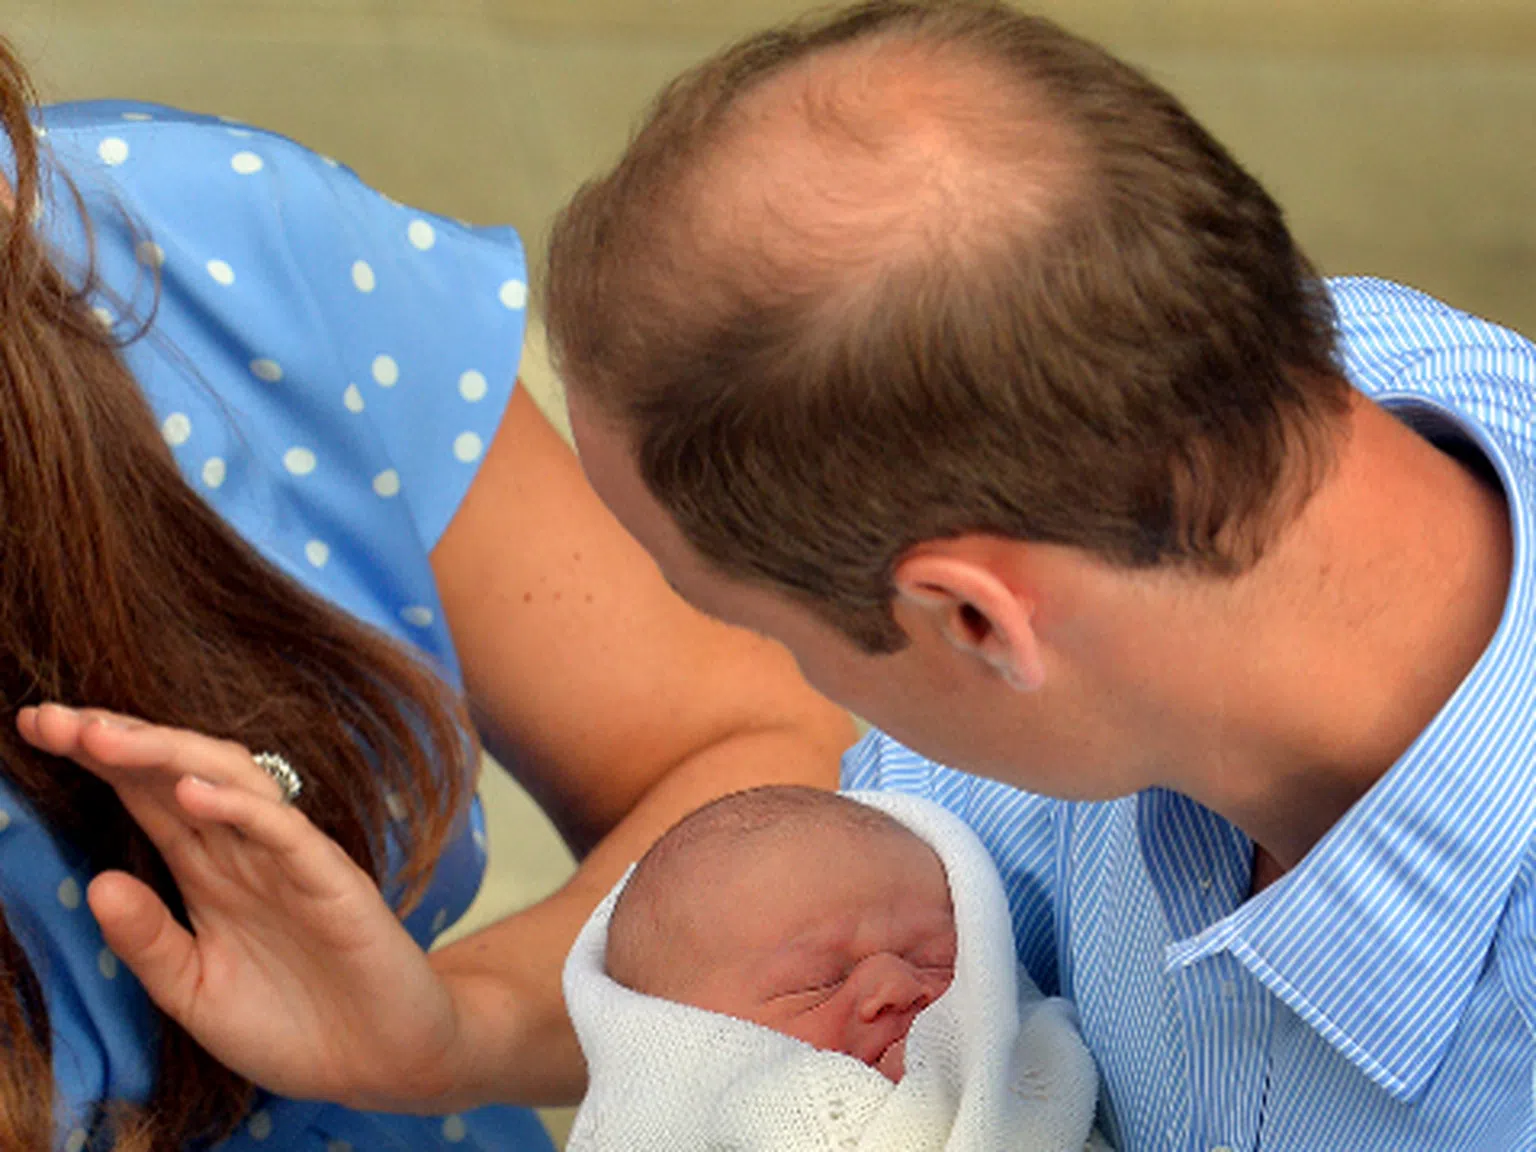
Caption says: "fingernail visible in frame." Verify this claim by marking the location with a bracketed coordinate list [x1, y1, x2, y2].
[186, 776, 218, 790]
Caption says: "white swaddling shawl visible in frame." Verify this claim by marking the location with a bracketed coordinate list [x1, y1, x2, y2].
[562, 790, 1107, 1151]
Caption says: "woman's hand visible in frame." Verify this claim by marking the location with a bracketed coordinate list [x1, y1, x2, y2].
[17, 703, 467, 1113]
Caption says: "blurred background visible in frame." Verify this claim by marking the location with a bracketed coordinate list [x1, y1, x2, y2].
[10, 1, 1534, 1145]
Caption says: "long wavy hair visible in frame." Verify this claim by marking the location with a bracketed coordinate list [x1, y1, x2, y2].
[0, 38, 473, 1151]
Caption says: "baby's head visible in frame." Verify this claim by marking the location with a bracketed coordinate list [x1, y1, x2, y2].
[606, 786, 957, 1081]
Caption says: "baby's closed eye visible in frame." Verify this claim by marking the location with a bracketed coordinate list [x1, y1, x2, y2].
[767, 971, 851, 1004]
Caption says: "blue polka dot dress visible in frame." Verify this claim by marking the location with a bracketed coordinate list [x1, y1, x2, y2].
[1, 102, 556, 1151]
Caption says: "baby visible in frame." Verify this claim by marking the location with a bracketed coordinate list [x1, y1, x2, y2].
[605, 784, 959, 1082]
[563, 786, 1110, 1151]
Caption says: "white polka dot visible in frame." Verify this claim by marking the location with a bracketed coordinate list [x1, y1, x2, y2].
[33, 125, 47, 139]
[453, 432, 483, 463]
[305, 540, 330, 568]
[401, 605, 434, 628]
[202, 457, 227, 489]
[226, 128, 253, 139]
[231, 151, 264, 175]
[385, 792, 407, 822]
[91, 305, 115, 330]
[247, 1109, 273, 1140]
[372, 469, 401, 498]
[407, 219, 436, 250]
[442, 1114, 467, 1143]
[64, 1129, 88, 1152]
[371, 355, 399, 387]
[136, 240, 165, 268]
[472, 825, 487, 851]
[343, 383, 365, 413]
[57, 877, 82, 909]
[0, 807, 9, 832]
[98, 948, 119, 980]
[431, 907, 449, 934]
[121, 111, 153, 122]
[161, 412, 192, 447]
[283, 447, 317, 476]
[206, 259, 235, 286]
[97, 137, 129, 166]
[498, 279, 527, 310]
[458, 370, 488, 402]
[351, 260, 376, 293]
[320, 155, 340, 168]
[250, 358, 283, 383]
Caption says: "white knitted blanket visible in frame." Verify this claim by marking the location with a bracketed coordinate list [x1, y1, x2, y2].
[562, 790, 1107, 1151]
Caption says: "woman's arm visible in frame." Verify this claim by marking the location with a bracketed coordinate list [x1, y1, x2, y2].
[14, 389, 851, 1116]
[425, 386, 855, 1107]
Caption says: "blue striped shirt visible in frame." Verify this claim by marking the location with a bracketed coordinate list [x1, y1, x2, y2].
[844, 277, 1536, 1150]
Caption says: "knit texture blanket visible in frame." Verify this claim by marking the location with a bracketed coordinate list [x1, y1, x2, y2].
[563, 790, 1107, 1151]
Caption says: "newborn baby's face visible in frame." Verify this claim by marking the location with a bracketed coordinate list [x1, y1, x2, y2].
[681, 824, 957, 1082]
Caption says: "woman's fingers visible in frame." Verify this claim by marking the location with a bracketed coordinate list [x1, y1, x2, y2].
[20, 703, 286, 804]
[22, 705, 345, 895]
[19, 703, 305, 884]
[87, 871, 203, 1024]
[173, 776, 365, 901]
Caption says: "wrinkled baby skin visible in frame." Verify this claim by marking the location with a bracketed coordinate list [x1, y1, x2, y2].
[667, 819, 957, 1081]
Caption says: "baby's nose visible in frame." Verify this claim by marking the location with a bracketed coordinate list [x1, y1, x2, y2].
[851, 953, 934, 1022]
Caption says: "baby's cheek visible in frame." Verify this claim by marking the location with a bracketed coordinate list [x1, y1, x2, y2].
[777, 991, 861, 1055]
[824, 989, 877, 1058]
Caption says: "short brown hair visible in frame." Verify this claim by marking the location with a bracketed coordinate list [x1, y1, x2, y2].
[546, 0, 1348, 653]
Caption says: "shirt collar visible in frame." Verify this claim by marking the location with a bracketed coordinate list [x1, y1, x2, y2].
[1166, 392, 1536, 1101]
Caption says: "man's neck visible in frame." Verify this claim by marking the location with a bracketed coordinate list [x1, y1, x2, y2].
[1168, 394, 1512, 881]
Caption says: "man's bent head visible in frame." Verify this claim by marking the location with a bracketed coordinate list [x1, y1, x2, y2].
[546, 0, 1348, 655]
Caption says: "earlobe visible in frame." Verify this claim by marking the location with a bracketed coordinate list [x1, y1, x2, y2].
[893, 549, 1045, 693]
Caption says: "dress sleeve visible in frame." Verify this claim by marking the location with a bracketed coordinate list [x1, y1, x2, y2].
[260, 141, 530, 552]
[841, 730, 1064, 993]
[34, 100, 530, 680]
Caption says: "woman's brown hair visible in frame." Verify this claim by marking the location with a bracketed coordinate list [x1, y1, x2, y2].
[0, 39, 473, 1150]
[546, 0, 1350, 653]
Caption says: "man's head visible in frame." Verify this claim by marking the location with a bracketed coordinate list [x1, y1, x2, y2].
[550, 1, 1353, 789]
[549, 0, 1347, 644]
[606, 786, 957, 1082]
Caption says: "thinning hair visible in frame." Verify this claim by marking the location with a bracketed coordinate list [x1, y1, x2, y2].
[547, 0, 1349, 652]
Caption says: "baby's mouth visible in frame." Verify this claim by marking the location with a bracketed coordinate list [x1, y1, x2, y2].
[872, 1034, 908, 1082]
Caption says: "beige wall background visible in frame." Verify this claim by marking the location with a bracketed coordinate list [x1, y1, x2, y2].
[13, 0, 1536, 344]
[11, 2, 1534, 1146]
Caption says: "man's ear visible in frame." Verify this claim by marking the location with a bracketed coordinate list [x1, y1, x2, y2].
[892, 547, 1045, 692]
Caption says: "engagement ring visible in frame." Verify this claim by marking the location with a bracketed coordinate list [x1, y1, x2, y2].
[252, 751, 303, 804]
